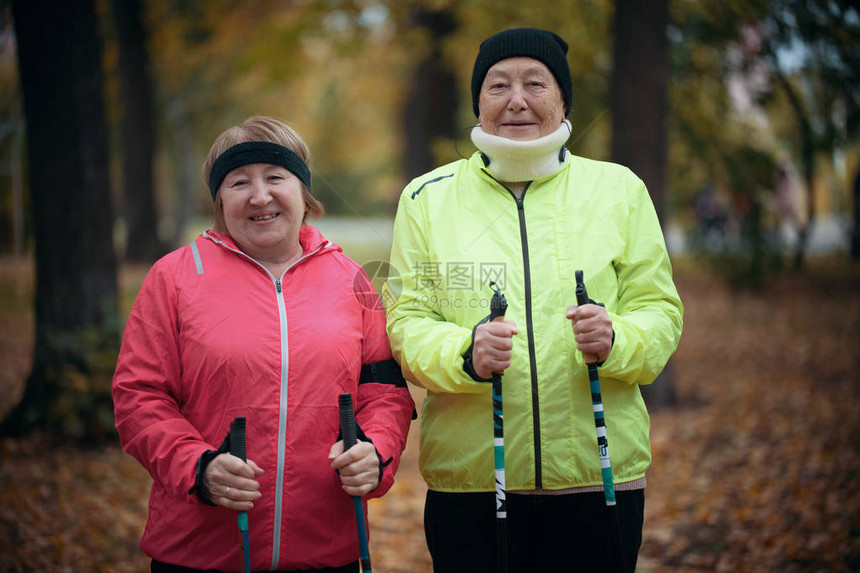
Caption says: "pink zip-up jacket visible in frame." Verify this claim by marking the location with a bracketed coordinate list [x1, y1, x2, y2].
[113, 225, 414, 571]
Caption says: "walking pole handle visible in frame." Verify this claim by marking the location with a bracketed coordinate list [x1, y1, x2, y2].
[338, 393, 358, 450]
[575, 270, 590, 307]
[489, 281, 508, 322]
[229, 417, 251, 573]
[229, 417, 247, 461]
[576, 270, 608, 367]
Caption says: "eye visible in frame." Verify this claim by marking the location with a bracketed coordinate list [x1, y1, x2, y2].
[229, 178, 249, 188]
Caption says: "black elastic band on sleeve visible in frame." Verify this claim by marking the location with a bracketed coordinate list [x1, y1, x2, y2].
[359, 358, 407, 388]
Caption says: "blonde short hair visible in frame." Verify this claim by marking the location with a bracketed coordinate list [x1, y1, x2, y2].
[203, 116, 324, 233]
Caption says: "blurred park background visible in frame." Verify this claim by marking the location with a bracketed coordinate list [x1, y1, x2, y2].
[0, 0, 858, 571]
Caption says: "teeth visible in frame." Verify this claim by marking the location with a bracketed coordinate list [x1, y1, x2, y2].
[251, 213, 277, 221]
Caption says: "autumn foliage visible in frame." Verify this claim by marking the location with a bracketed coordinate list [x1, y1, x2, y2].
[0, 258, 858, 572]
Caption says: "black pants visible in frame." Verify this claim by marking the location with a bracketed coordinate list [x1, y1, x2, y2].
[424, 489, 644, 573]
[151, 559, 358, 573]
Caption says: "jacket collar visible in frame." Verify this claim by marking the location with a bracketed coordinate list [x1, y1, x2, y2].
[204, 224, 340, 260]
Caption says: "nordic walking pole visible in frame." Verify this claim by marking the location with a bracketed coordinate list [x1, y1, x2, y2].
[574, 270, 625, 573]
[487, 281, 509, 573]
[338, 393, 372, 573]
[229, 417, 252, 573]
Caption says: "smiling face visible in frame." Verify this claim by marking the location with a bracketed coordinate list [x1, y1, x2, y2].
[218, 163, 306, 266]
[478, 57, 566, 141]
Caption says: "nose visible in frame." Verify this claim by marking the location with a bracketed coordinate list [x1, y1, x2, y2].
[508, 83, 528, 111]
[248, 177, 271, 205]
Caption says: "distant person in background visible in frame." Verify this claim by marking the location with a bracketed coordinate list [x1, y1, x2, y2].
[386, 28, 683, 572]
[113, 116, 414, 572]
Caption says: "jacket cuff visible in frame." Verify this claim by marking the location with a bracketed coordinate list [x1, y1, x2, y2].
[188, 427, 234, 504]
[462, 348, 492, 382]
[461, 321, 492, 382]
[188, 449, 221, 505]
[356, 423, 387, 492]
[593, 329, 616, 368]
[375, 448, 391, 493]
[338, 422, 389, 493]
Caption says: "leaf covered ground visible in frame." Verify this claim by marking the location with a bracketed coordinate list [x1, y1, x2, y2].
[0, 258, 858, 572]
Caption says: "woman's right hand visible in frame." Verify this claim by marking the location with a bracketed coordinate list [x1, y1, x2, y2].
[203, 454, 264, 511]
[472, 319, 518, 379]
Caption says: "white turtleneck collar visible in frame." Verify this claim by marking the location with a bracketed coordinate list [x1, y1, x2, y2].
[470, 120, 572, 185]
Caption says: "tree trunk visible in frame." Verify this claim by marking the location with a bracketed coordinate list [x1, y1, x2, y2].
[610, 0, 669, 222]
[610, 0, 676, 410]
[10, 120, 25, 255]
[403, 6, 459, 181]
[3, 0, 119, 441]
[112, 0, 165, 262]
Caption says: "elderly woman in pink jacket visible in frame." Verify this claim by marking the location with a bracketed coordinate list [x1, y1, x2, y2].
[113, 116, 414, 573]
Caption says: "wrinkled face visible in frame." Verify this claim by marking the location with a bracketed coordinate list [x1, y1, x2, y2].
[478, 57, 565, 141]
[219, 163, 305, 261]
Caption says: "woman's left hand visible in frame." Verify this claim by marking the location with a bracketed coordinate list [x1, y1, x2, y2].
[329, 440, 379, 497]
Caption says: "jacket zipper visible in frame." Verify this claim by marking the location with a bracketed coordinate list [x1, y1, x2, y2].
[203, 231, 332, 568]
[498, 180, 543, 489]
[268, 246, 329, 569]
[271, 272, 289, 569]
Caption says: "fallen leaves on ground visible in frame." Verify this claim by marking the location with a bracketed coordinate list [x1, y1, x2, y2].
[639, 268, 860, 573]
[0, 260, 858, 572]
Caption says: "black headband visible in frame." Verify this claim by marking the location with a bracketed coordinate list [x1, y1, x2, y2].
[208, 141, 312, 200]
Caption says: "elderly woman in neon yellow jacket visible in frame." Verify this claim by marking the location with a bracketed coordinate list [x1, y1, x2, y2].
[386, 28, 683, 573]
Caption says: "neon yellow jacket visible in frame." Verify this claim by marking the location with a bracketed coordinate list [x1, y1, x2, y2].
[386, 151, 683, 493]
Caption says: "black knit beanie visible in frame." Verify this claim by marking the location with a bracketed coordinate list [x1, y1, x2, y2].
[471, 28, 572, 118]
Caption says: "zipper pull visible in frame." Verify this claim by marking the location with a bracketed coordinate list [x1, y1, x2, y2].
[276, 278, 282, 293]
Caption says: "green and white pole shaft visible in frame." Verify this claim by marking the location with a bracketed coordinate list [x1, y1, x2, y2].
[575, 270, 625, 573]
[488, 281, 508, 573]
